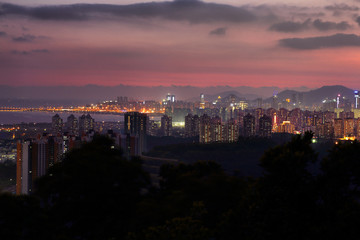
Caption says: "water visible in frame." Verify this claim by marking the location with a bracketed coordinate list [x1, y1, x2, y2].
[0, 111, 124, 124]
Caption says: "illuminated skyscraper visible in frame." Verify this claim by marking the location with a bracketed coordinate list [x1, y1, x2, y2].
[161, 115, 172, 136]
[16, 136, 64, 195]
[259, 115, 272, 138]
[334, 118, 343, 138]
[344, 118, 355, 137]
[355, 90, 359, 109]
[66, 114, 78, 135]
[52, 114, 63, 135]
[210, 116, 223, 142]
[199, 114, 211, 143]
[271, 92, 279, 110]
[79, 114, 94, 135]
[243, 113, 255, 137]
[185, 114, 200, 138]
[224, 118, 239, 142]
[255, 108, 265, 134]
[166, 93, 175, 103]
[124, 112, 147, 155]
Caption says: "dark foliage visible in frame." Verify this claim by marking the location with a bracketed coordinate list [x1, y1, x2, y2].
[34, 135, 151, 240]
[0, 159, 16, 189]
[2, 133, 360, 239]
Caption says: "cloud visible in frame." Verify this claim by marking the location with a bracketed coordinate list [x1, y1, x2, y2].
[209, 27, 227, 36]
[12, 34, 49, 43]
[279, 33, 360, 50]
[11, 49, 50, 55]
[269, 19, 310, 32]
[313, 19, 351, 31]
[325, 4, 359, 11]
[356, 16, 360, 26]
[0, 1, 256, 24]
[270, 19, 352, 32]
[0, 31, 6, 37]
[12, 34, 36, 42]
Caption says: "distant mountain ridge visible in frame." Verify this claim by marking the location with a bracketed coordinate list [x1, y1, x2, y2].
[0, 84, 356, 107]
[265, 85, 356, 106]
[0, 85, 311, 103]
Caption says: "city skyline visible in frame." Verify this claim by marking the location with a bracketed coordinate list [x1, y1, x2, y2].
[1, 0, 360, 88]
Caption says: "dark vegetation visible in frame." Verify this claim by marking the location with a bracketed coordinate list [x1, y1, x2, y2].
[0, 160, 16, 190]
[1, 133, 360, 239]
[147, 133, 333, 177]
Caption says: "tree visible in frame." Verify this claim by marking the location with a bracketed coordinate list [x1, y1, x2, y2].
[318, 140, 360, 239]
[0, 193, 47, 240]
[220, 132, 320, 240]
[35, 135, 150, 240]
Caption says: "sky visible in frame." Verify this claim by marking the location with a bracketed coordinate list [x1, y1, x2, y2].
[1, 0, 360, 88]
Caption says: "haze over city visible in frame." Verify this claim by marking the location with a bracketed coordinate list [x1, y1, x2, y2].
[1, 0, 360, 88]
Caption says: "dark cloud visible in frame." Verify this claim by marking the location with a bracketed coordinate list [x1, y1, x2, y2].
[12, 34, 50, 43]
[356, 16, 360, 26]
[279, 33, 360, 50]
[12, 34, 36, 42]
[325, 4, 359, 11]
[0, 1, 256, 24]
[0, 31, 6, 37]
[270, 19, 351, 32]
[209, 27, 227, 36]
[313, 19, 351, 31]
[269, 19, 310, 32]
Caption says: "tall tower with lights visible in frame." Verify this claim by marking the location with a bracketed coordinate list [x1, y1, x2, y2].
[355, 90, 359, 109]
[337, 94, 340, 109]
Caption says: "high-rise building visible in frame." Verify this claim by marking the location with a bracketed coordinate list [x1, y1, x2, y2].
[340, 111, 354, 119]
[79, 114, 94, 135]
[277, 121, 295, 134]
[199, 114, 211, 143]
[117, 96, 128, 103]
[355, 118, 360, 138]
[255, 108, 265, 134]
[289, 108, 302, 130]
[334, 118, 344, 138]
[355, 91, 359, 109]
[210, 116, 223, 142]
[147, 120, 159, 136]
[185, 114, 200, 138]
[124, 112, 147, 155]
[161, 115, 172, 136]
[344, 118, 355, 137]
[166, 93, 175, 103]
[337, 94, 341, 109]
[224, 118, 239, 142]
[271, 93, 279, 110]
[16, 135, 64, 195]
[52, 114, 63, 135]
[243, 113, 255, 137]
[259, 115, 272, 138]
[66, 114, 78, 135]
[200, 93, 205, 109]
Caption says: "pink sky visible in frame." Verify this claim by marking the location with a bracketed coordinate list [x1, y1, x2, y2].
[1, 0, 360, 88]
